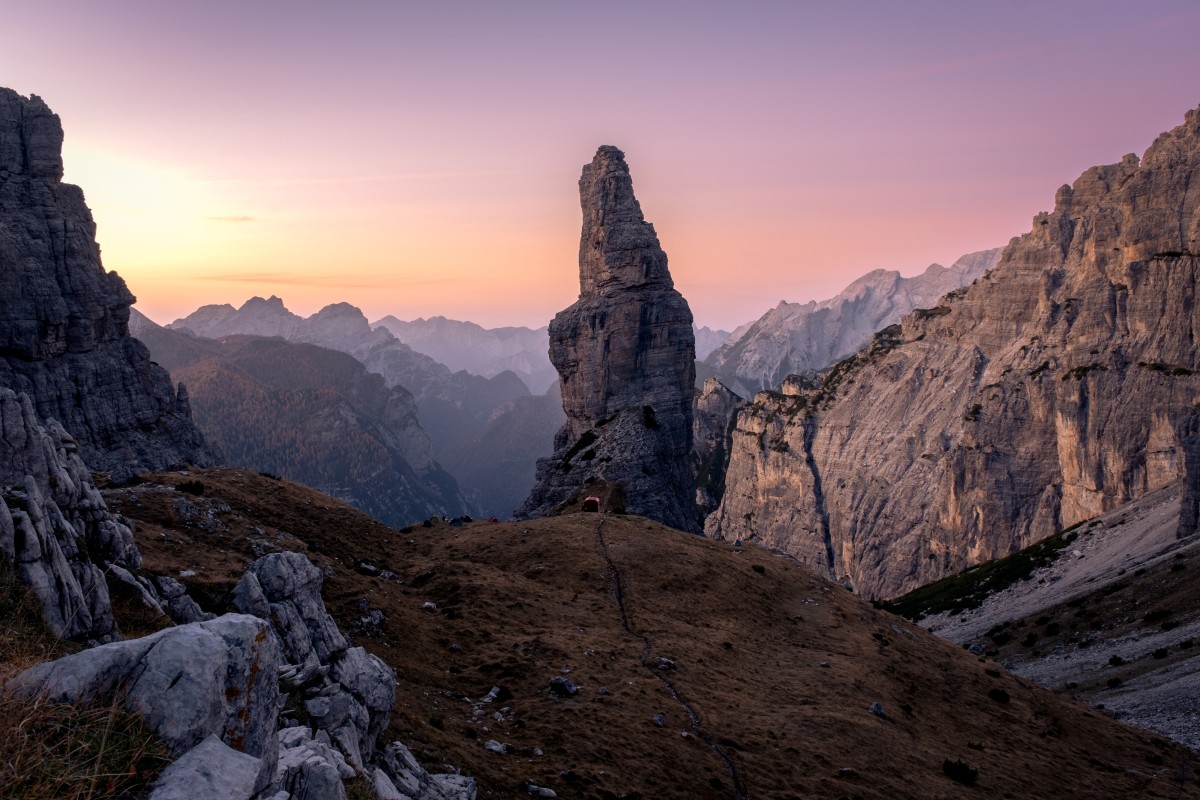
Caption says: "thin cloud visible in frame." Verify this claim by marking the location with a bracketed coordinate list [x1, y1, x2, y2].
[190, 271, 457, 288]
[207, 215, 255, 222]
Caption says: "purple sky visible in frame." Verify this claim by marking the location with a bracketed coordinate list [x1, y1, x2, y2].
[7, 1, 1200, 329]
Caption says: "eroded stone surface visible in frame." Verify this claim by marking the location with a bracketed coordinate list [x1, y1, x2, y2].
[0, 388, 141, 638]
[0, 88, 214, 477]
[518, 146, 699, 531]
[710, 107, 1200, 598]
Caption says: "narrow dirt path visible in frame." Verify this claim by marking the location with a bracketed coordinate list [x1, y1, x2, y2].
[593, 514, 749, 800]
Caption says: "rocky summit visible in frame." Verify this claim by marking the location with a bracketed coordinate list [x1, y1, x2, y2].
[0, 89, 213, 478]
[517, 146, 699, 531]
[709, 106, 1200, 599]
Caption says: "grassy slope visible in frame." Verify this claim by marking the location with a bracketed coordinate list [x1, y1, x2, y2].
[108, 468, 1198, 800]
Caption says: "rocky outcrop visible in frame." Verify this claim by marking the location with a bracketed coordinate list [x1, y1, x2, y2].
[10, 547, 476, 800]
[709, 107, 1200, 598]
[12, 614, 282, 793]
[0, 388, 140, 639]
[692, 378, 746, 519]
[704, 249, 1000, 396]
[517, 146, 699, 531]
[134, 314, 468, 525]
[0, 89, 214, 477]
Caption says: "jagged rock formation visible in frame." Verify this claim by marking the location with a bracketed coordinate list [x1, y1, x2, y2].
[11, 551, 477, 800]
[12, 614, 282, 793]
[709, 107, 1200, 598]
[0, 89, 214, 477]
[704, 249, 1001, 396]
[373, 315, 557, 394]
[0, 388, 138, 639]
[133, 311, 467, 525]
[692, 378, 746, 519]
[517, 146, 699, 531]
[169, 299, 529, 459]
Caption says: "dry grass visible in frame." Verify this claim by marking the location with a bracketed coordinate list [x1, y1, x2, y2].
[0, 557, 171, 799]
[111, 467, 1200, 799]
[0, 556, 80, 682]
[0, 687, 172, 800]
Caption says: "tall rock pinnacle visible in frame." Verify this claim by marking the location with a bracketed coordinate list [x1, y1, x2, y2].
[0, 88, 215, 477]
[517, 146, 699, 531]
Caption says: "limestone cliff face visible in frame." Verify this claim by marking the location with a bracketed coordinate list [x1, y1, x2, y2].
[0, 89, 213, 477]
[518, 146, 699, 531]
[0, 389, 138, 639]
[692, 378, 745, 519]
[710, 107, 1200, 598]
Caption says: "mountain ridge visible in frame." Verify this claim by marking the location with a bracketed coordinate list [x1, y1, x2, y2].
[705, 248, 1001, 396]
[709, 106, 1200, 599]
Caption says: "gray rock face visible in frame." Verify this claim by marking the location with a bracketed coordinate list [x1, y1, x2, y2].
[710, 106, 1200, 598]
[518, 146, 699, 531]
[692, 378, 746, 519]
[705, 249, 1001, 397]
[0, 388, 141, 639]
[244, 552, 397, 768]
[149, 734, 263, 800]
[0, 89, 215, 478]
[13, 614, 281, 792]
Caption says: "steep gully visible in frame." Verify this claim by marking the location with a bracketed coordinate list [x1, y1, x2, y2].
[592, 510, 748, 800]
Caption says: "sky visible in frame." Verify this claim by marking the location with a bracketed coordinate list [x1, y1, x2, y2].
[6, 1, 1200, 330]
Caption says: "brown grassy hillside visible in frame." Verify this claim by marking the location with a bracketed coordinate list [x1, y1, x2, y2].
[105, 468, 1198, 799]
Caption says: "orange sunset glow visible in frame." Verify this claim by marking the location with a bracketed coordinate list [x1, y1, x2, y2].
[8, 1, 1200, 329]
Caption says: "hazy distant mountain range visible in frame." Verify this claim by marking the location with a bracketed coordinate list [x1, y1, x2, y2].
[702, 248, 1002, 396]
[169, 298, 529, 453]
[372, 316, 556, 394]
[373, 315, 731, 395]
[132, 310, 467, 524]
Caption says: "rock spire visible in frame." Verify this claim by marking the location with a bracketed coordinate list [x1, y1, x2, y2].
[0, 88, 214, 477]
[518, 146, 699, 531]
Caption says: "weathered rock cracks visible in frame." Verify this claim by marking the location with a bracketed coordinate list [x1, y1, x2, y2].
[518, 146, 700, 531]
[11, 548, 477, 800]
[0, 89, 214, 478]
[0, 387, 138, 639]
[709, 106, 1200, 599]
[0, 87, 468, 800]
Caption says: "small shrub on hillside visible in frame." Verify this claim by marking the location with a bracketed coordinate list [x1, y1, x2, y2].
[1108, 655, 1126, 667]
[642, 405, 659, 429]
[942, 759, 978, 786]
[987, 688, 1010, 705]
[176, 480, 205, 496]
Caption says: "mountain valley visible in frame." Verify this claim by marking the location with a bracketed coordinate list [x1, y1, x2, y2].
[5, 83, 1200, 800]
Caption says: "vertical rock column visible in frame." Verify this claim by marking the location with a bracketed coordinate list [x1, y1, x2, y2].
[518, 146, 699, 532]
